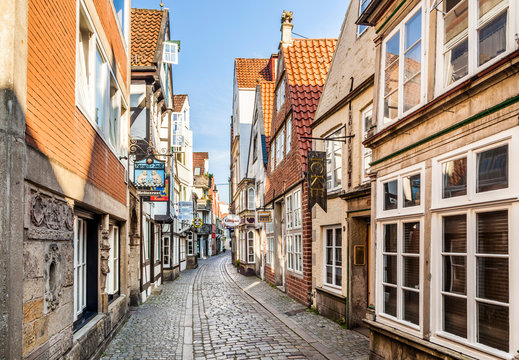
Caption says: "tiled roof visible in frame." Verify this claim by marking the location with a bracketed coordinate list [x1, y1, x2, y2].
[131, 8, 164, 67]
[235, 58, 272, 89]
[173, 94, 188, 112]
[283, 39, 337, 170]
[260, 81, 275, 139]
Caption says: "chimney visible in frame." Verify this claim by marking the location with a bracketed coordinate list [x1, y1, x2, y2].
[280, 10, 293, 48]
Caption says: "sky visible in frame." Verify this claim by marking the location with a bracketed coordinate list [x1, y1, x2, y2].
[132, 0, 351, 204]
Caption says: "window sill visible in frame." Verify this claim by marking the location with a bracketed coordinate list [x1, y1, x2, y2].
[318, 285, 344, 298]
[430, 331, 512, 360]
[73, 313, 104, 342]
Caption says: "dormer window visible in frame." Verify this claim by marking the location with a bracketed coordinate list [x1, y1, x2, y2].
[163, 41, 178, 64]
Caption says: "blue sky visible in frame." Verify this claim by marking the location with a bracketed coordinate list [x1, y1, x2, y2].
[132, 0, 351, 203]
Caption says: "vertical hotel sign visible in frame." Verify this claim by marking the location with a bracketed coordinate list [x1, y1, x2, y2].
[134, 157, 167, 201]
[308, 151, 327, 212]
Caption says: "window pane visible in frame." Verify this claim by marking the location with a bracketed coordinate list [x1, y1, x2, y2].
[326, 229, 333, 246]
[444, 295, 467, 338]
[403, 174, 420, 207]
[385, 32, 400, 66]
[405, 11, 421, 50]
[383, 180, 398, 210]
[384, 286, 397, 317]
[326, 265, 333, 284]
[445, 38, 468, 86]
[335, 266, 342, 286]
[443, 256, 466, 294]
[335, 246, 342, 267]
[335, 228, 342, 248]
[477, 145, 508, 192]
[477, 210, 508, 254]
[326, 248, 333, 266]
[477, 302, 509, 351]
[403, 222, 420, 254]
[403, 257, 419, 289]
[478, 11, 507, 66]
[403, 290, 419, 325]
[404, 40, 421, 81]
[477, 257, 508, 303]
[385, 62, 399, 95]
[95, 50, 106, 129]
[384, 90, 399, 123]
[384, 224, 397, 252]
[444, 0, 468, 44]
[442, 157, 467, 198]
[443, 215, 466, 252]
[403, 73, 421, 112]
[383, 255, 397, 284]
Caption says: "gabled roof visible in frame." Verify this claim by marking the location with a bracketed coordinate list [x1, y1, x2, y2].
[282, 39, 337, 168]
[131, 8, 165, 67]
[235, 58, 272, 89]
[173, 94, 188, 112]
[260, 81, 275, 139]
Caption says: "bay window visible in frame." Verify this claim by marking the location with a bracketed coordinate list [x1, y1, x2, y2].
[324, 227, 342, 288]
[248, 187, 255, 210]
[324, 130, 342, 190]
[440, 0, 513, 88]
[381, 5, 424, 124]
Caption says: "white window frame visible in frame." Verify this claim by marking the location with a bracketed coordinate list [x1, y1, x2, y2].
[292, 234, 303, 274]
[74, 217, 87, 321]
[293, 190, 302, 228]
[270, 137, 276, 171]
[106, 224, 120, 295]
[377, 163, 425, 219]
[362, 105, 373, 182]
[267, 236, 274, 265]
[286, 116, 292, 154]
[163, 236, 171, 268]
[247, 231, 255, 263]
[431, 128, 517, 210]
[173, 235, 179, 266]
[76, 1, 128, 160]
[109, 0, 128, 45]
[357, 0, 371, 36]
[248, 187, 255, 210]
[434, 0, 517, 96]
[276, 128, 285, 165]
[430, 204, 517, 359]
[180, 238, 186, 261]
[286, 193, 293, 229]
[379, 3, 427, 128]
[323, 226, 342, 289]
[286, 234, 294, 271]
[163, 41, 179, 65]
[324, 129, 343, 191]
[276, 78, 285, 112]
[376, 217, 424, 335]
[154, 224, 161, 262]
[187, 232, 194, 256]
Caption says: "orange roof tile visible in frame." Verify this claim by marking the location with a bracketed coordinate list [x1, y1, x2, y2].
[260, 81, 275, 139]
[173, 94, 188, 112]
[235, 58, 272, 89]
[283, 39, 337, 170]
[131, 8, 164, 67]
[283, 39, 337, 87]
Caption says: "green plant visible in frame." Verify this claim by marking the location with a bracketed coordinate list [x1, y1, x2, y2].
[336, 317, 346, 328]
[235, 259, 240, 267]
[307, 306, 319, 315]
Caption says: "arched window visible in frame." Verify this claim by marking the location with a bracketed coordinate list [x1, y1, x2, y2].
[248, 187, 255, 210]
[247, 231, 255, 263]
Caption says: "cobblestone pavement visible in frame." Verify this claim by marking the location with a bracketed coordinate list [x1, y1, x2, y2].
[102, 253, 369, 359]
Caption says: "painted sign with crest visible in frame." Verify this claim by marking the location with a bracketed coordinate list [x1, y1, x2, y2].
[134, 157, 166, 199]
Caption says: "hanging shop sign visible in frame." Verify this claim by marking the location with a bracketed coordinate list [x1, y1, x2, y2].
[257, 211, 272, 223]
[241, 216, 255, 225]
[178, 201, 194, 222]
[193, 217, 203, 228]
[134, 157, 166, 199]
[308, 151, 327, 212]
[222, 214, 240, 228]
[149, 177, 169, 202]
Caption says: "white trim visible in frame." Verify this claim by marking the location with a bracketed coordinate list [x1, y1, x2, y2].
[434, 0, 517, 98]
[379, 3, 428, 128]
[247, 230, 255, 264]
[361, 105, 373, 183]
[377, 163, 425, 219]
[322, 226, 343, 288]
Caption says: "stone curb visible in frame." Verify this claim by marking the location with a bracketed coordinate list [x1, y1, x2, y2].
[224, 260, 342, 360]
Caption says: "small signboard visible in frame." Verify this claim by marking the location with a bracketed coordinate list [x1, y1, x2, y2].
[193, 218, 203, 228]
[308, 151, 327, 212]
[257, 211, 272, 223]
[178, 201, 194, 222]
[150, 177, 169, 202]
[223, 214, 240, 228]
[134, 157, 166, 198]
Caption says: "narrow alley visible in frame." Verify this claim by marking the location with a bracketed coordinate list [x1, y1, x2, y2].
[102, 254, 369, 360]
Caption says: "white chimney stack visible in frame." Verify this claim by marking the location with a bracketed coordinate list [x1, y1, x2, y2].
[280, 10, 293, 48]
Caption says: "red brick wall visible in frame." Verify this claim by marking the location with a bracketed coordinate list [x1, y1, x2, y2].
[193, 152, 209, 174]
[27, 0, 127, 205]
[265, 264, 276, 286]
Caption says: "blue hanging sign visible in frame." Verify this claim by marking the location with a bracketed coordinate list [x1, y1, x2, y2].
[134, 157, 166, 198]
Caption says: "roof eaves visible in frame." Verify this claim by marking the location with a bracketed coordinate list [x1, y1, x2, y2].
[356, 0, 384, 26]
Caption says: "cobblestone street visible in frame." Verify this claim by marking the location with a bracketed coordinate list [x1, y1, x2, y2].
[102, 254, 369, 360]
